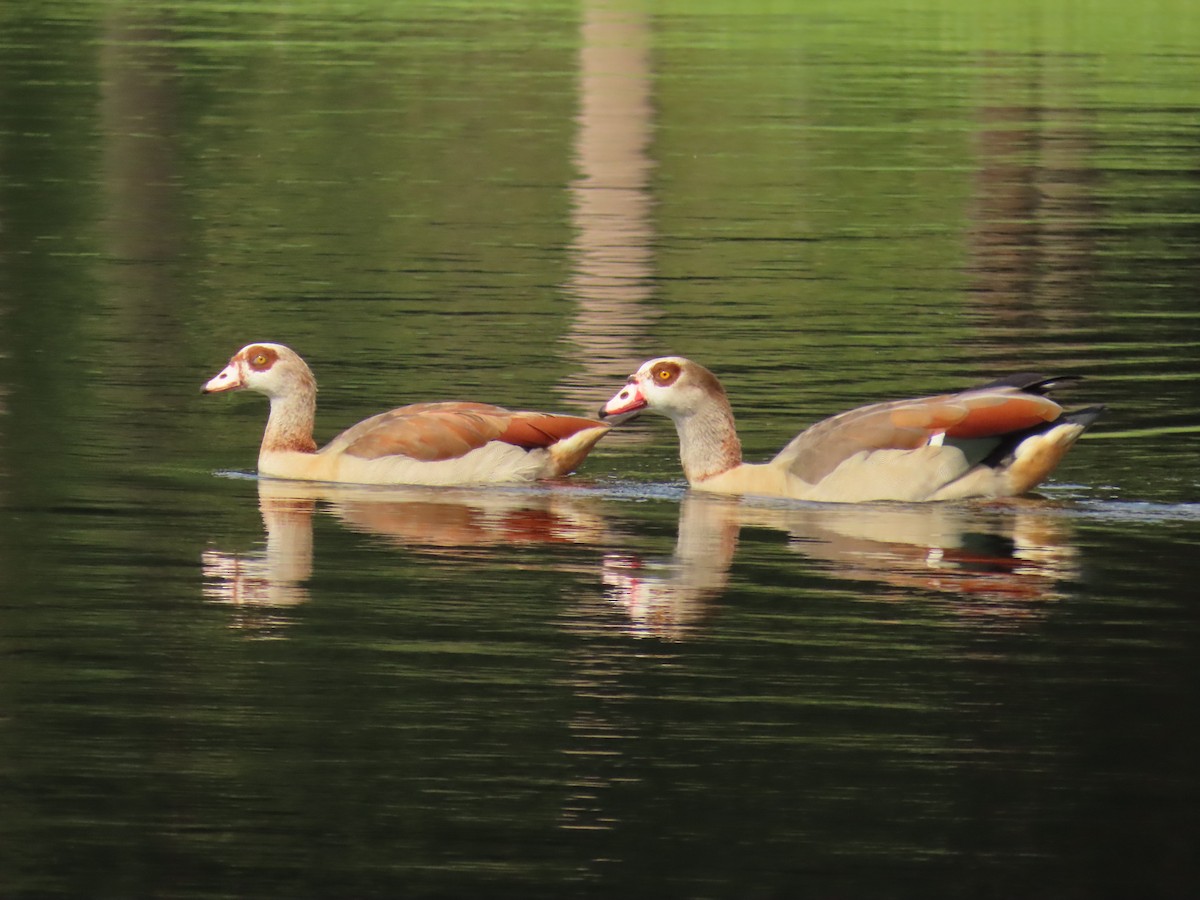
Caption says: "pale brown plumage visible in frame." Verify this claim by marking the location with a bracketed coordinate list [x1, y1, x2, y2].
[202, 343, 612, 485]
[601, 357, 1103, 503]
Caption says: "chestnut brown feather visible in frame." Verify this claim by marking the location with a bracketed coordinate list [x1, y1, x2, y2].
[203, 344, 618, 484]
[599, 356, 1103, 501]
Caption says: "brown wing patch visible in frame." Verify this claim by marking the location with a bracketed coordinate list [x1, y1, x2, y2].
[360, 412, 504, 461]
[778, 390, 1065, 485]
[340, 404, 510, 462]
[499, 413, 607, 449]
[890, 393, 1062, 439]
[942, 393, 1061, 439]
[778, 401, 934, 483]
[338, 403, 606, 463]
[889, 400, 971, 432]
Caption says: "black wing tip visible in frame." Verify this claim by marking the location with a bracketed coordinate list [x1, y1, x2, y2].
[597, 408, 640, 425]
[1063, 404, 1106, 428]
[972, 372, 1085, 394]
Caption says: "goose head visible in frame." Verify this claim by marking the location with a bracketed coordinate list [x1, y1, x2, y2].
[202, 343, 316, 400]
[600, 357, 729, 422]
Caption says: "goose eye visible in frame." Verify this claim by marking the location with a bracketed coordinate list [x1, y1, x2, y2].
[253, 354, 268, 366]
[656, 368, 672, 381]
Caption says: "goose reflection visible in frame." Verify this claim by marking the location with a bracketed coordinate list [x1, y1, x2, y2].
[201, 479, 1081, 638]
[201, 478, 614, 628]
[201, 484, 315, 618]
[601, 492, 1081, 639]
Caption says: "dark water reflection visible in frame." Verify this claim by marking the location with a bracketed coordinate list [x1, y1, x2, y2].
[201, 479, 619, 630]
[181, 477, 1200, 899]
[203, 480, 1095, 641]
[4, 0, 1200, 897]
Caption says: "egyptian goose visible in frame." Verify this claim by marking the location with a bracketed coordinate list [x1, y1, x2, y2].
[600, 357, 1103, 503]
[202, 343, 613, 485]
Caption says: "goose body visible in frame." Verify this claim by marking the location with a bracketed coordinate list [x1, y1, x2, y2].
[203, 343, 612, 486]
[600, 357, 1102, 503]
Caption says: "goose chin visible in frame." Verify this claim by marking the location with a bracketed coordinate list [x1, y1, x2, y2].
[601, 385, 647, 418]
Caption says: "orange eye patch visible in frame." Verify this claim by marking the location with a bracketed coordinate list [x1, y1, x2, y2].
[651, 361, 681, 384]
[246, 346, 278, 371]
